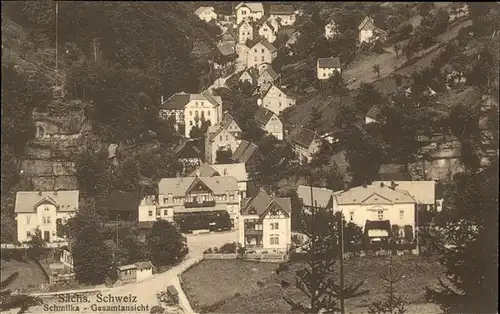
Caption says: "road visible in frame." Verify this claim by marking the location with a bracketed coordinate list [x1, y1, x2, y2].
[27, 231, 238, 314]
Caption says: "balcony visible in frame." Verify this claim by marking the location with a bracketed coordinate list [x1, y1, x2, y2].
[184, 200, 216, 208]
[244, 229, 263, 236]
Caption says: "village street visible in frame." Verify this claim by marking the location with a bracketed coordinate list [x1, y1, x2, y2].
[28, 231, 238, 314]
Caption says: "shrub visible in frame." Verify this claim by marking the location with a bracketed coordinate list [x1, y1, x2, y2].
[219, 242, 237, 254]
[237, 245, 246, 255]
[276, 262, 289, 273]
[203, 248, 213, 254]
[150, 305, 165, 314]
[213, 247, 219, 253]
[261, 251, 268, 254]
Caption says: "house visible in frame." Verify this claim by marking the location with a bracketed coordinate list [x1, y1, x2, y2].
[95, 190, 140, 221]
[231, 140, 259, 167]
[138, 175, 241, 229]
[372, 181, 436, 211]
[238, 67, 260, 86]
[260, 84, 296, 115]
[255, 16, 277, 43]
[237, 20, 254, 44]
[135, 261, 154, 282]
[159, 92, 223, 138]
[60, 246, 74, 270]
[358, 16, 387, 45]
[333, 183, 417, 245]
[317, 57, 341, 80]
[246, 39, 277, 69]
[269, 4, 296, 26]
[286, 31, 300, 49]
[204, 113, 242, 164]
[15, 190, 79, 243]
[296, 185, 334, 214]
[324, 21, 338, 39]
[239, 188, 292, 252]
[365, 105, 382, 124]
[235, 2, 264, 24]
[117, 264, 137, 283]
[287, 127, 321, 163]
[194, 6, 217, 23]
[189, 163, 249, 198]
[219, 27, 238, 46]
[173, 137, 202, 172]
[257, 66, 279, 92]
[214, 42, 237, 74]
[254, 106, 284, 140]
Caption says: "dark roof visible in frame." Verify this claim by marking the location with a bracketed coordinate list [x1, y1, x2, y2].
[174, 139, 202, 159]
[364, 220, 392, 237]
[366, 105, 381, 119]
[254, 106, 275, 126]
[379, 164, 411, 181]
[241, 189, 291, 216]
[255, 15, 271, 26]
[217, 42, 236, 56]
[232, 140, 258, 163]
[239, 67, 260, 82]
[289, 127, 318, 149]
[188, 163, 219, 177]
[161, 93, 190, 110]
[261, 66, 279, 81]
[253, 39, 277, 53]
[317, 57, 341, 68]
[96, 190, 140, 213]
[135, 261, 154, 270]
[269, 4, 295, 15]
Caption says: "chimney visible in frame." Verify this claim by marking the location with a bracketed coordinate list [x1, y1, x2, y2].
[390, 181, 397, 190]
[196, 170, 200, 177]
[161, 95, 164, 104]
[380, 182, 384, 188]
[343, 181, 349, 191]
[38, 190, 43, 196]
[362, 181, 368, 188]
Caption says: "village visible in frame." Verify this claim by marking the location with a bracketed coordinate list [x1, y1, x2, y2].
[1, 2, 498, 314]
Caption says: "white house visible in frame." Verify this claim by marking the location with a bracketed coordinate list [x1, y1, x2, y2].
[324, 21, 338, 39]
[190, 163, 249, 198]
[246, 39, 277, 69]
[237, 20, 254, 44]
[257, 19, 277, 43]
[239, 189, 291, 252]
[372, 181, 436, 211]
[238, 67, 260, 86]
[194, 6, 217, 23]
[333, 183, 417, 242]
[260, 84, 295, 115]
[204, 113, 242, 164]
[254, 106, 283, 140]
[257, 66, 279, 92]
[317, 57, 341, 80]
[135, 261, 154, 282]
[269, 4, 296, 26]
[287, 127, 322, 163]
[235, 2, 264, 24]
[15, 190, 79, 243]
[358, 16, 387, 45]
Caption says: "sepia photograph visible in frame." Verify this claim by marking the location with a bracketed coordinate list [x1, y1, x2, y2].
[1, 1, 498, 314]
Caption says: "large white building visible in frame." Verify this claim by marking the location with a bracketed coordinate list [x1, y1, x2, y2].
[235, 2, 264, 24]
[239, 189, 291, 252]
[15, 190, 79, 243]
[317, 57, 341, 80]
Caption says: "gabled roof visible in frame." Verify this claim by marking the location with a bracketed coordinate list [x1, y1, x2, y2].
[333, 184, 415, 205]
[220, 28, 238, 42]
[269, 4, 295, 15]
[158, 176, 239, 197]
[194, 6, 214, 16]
[15, 190, 79, 213]
[252, 39, 277, 53]
[358, 16, 375, 31]
[96, 190, 140, 213]
[262, 84, 291, 100]
[235, 2, 264, 13]
[288, 127, 319, 149]
[207, 113, 240, 141]
[239, 67, 260, 82]
[237, 19, 252, 29]
[372, 181, 436, 205]
[232, 140, 258, 163]
[296, 185, 333, 209]
[211, 163, 248, 182]
[241, 189, 291, 216]
[161, 92, 191, 110]
[189, 163, 219, 177]
[255, 15, 271, 26]
[173, 139, 201, 159]
[254, 106, 277, 127]
[201, 91, 222, 107]
[317, 57, 341, 69]
[366, 105, 381, 119]
[260, 66, 279, 81]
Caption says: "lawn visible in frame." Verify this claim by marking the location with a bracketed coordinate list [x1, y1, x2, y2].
[1, 252, 49, 291]
[182, 256, 445, 313]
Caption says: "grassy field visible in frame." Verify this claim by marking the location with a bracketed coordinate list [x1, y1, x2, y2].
[182, 256, 445, 313]
[1, 253, 49, 291]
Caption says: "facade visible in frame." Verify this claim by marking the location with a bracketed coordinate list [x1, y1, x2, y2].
[135, 261, 154, 282]
[296, 185, 334, 213]
[372, 181, 436, 210]
[194, 6, 217, 23]
[365, 105, 381, 124]
[246, 39, 277, 69]
[190, 163, 249, 198]
[257, 20, 277, 43]
[255, 106, 283, 140]
[138, 176, 241, 229]
[358, 16, 387, 44]
[239, 67, 260, 85]
[261, 85, 295, 115]
[257, 66, 279, 92]
[269, 5, 296, 26]
[117, 264, 137, 283]
[317, 57, 342, 80]
[333, 183, 417, 240]
[204, 113, 242, 164]
[231, 140, 259, 166]
[287, 127, 322, 163]
[60, 248, 74, 270]
[237, 20, 254, 45]
[239, 189, 291, 251]
[95, 190, 140, 221]
[235, 2, 264, 24]
[324, 21, 338, 39]
[15, 190, 79, 243]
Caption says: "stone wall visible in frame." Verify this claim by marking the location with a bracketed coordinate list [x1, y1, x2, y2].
[30, 176, 78, 191]
[203, 253, 238, 260]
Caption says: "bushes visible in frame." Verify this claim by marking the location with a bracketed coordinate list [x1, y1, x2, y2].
[204, 242, 241, 255]
[219, 242, 237, 254]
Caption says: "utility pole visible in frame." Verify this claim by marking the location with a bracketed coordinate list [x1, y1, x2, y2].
[339, 210, 345, 314]
[55, 2, 58, 73]
[309, 175, 317, 312]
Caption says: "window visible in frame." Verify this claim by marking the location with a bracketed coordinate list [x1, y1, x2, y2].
[44, 207, 49, 211]
[254, 48, 257, 53]
[190, 111, 193, 116]
[207, 111, 210, 116]
[399, 210, 404, 219]
[323, 72, 326, 77]
[270, 222, 279, 229]
[279, 102, 282, 107]
[261, 48, 265, 53]
[47, 216, 51, 223]
[349, 211, 354, 221]
[261, 56, 265, 62]
[43, 217, 47, 224]
[377, 210, 384, 220]
[270, 235, 279, 245]
[195, 102, 198, 106]
[189, 121, 193, 126]
[254, 56, 257, 62]
[220, 135, 223, 141]
[148, 211, 153, 217]
[26, 217, 31, 224]
[225, 135, 228, 140]
[164, 210, 168, 216]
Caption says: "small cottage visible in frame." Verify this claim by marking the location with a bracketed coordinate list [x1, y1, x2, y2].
[136, 261, 154, 282]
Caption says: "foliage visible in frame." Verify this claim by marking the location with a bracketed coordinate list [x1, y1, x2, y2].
[425, 161, 498, 313]
[354, 83, 383, 112]
[1, 146, 20, 194]
[0, 290, 43, 314]
[135, 148, 183, 181]
[219, 242, 238, 254]
[373, 64, 381, 78]
[306, 106, 322, 131]
[25, 228, 47, 261]
[147, 220, 188, 267]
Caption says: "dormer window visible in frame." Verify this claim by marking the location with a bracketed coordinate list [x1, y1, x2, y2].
[44, 207, 49, 211]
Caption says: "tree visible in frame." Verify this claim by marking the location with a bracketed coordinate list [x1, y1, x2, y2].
[354, 83, 383, 112]
[215, 149, 233, 164]
[345, 129, 386, 185]
[393, 43, 401, 58]
[135, 148, 183, 181]
[75, 149, 100, 197]
[147, 220, 188, 267]
[418, 3, 434, 17]
[25, 229, 47, 261]
[431, 9, 450, 36]
[425, 161, 498, 313]
[117, 157, 139, 190]
[373, 64, 381, 78]
[306, 106, 322, 131]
